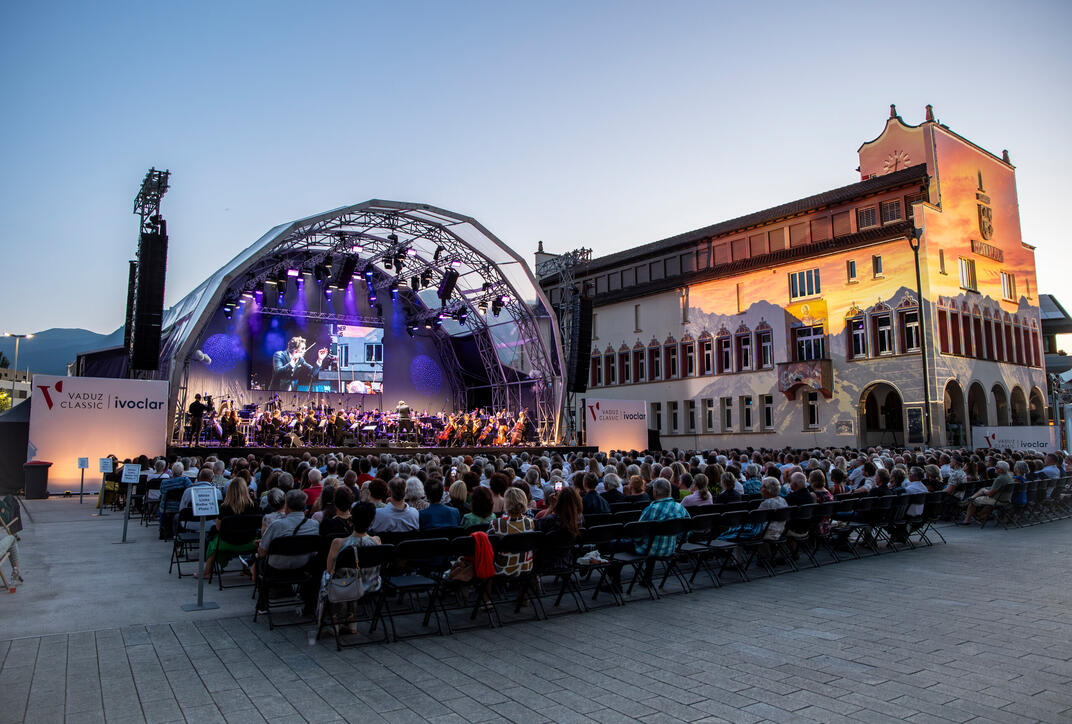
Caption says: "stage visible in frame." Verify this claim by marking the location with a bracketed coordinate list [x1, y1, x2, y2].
[167, 444, 597, 460]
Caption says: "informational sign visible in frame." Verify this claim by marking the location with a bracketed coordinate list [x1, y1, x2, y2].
[190, 487, 220, 517]
[971, 425, 1058, 453]
[77, 458, 89, 469]
[99, 458, 113, 474]
[27, 375, 168, 493]
[583, 398, 648, 452]
[120, 464, 142, 484]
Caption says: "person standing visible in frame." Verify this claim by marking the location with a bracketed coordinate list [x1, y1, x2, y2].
[188, 394, 207, 444]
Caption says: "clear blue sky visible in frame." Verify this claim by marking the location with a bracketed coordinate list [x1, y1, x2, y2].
[2, 0, 1070, 336]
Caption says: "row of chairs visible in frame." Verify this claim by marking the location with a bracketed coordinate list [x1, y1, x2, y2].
[303, 492, 951, 648]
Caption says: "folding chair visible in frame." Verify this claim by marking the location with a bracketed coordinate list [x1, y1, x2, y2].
[211, 514, 263, 589]
[316, 544, 394, 649]
[253, 536, 321, 629]
[647, 517, 692, 594]
[168, 508, 201, 578]
[786, 504, 819, 567]
[615, 520, 660, 600]
[0, 504, 21, 592]
[376, 538, 450, 640]
[487, 531, 545, 622]
[679, 514, 721, 588]
[575, 523, 626, 606]
[534, 528, 587, 615]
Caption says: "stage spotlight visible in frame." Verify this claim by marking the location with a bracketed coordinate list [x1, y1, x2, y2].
[406, 325, 416, 338]
[405, 247, 416, 257]
[277, 289, 285, 304]
[458, 308, 469, 324]
[421, 270, 433, 287]
[286, 268, 300, 277]
[478, 300, 488, 315]
[389, 281, 399, 296]
[383, 255, 393, 270]
[450, 260, 462, 267]
[323, 254, 333, 270]
[241, 290, 253, 300]
[325, 286, 332, 298]
[393, 254, 405, 274]
[333, 256, 359, 288]
[424, 319, 432, 329]
[411, 275, 420, 291]
[261, 280, 271, 298]
[433, 245, 445, 262]
[388, 233, 399, 243]
[492, 296, 503, 317]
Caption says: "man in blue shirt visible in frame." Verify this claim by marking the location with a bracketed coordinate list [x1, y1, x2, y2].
[158, 462, 192, 539]
[1040, 454, 1062, 480]
[636, 479, 689, 556]
[581, 473, 610, 515]
[419, 479, 461, 529]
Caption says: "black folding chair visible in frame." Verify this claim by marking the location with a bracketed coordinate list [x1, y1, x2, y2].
[212, 514, 263, 589]
[168, 508, 201, 578]
[534, 528, 586, 615]
[316, 544, 394, 649]
[575, 523, 625, 606]
[487, 531, 545, 622]
[375, 538, 449, 640]
[679, 514, 721, 588]
[254, 535, 320, 629]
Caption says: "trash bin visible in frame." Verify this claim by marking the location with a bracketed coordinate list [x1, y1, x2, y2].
[23, 461, 52, 499]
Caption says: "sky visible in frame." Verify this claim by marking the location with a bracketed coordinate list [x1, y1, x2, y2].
[1, 0, 1070, 338]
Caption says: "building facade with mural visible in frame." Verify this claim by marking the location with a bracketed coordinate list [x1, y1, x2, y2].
[538, 106, 1047, 450]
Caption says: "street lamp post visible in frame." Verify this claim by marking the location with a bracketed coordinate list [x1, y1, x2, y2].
[908, 227, 931, 446]
[3, 333, 33, 403]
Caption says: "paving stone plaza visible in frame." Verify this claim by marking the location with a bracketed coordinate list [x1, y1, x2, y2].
[1, 499, 1070, 723]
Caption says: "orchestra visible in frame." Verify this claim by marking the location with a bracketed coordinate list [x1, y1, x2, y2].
[183, 398, 535, 448]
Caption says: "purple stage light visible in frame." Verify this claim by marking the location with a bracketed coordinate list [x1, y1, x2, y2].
[286, 268, 299, 277]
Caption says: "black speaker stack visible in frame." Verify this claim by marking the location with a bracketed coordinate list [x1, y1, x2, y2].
[567, 295, 594, 393]
[129, 223, 169, 370]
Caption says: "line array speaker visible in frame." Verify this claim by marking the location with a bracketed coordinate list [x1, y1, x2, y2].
[131, 230, 169, 370]
[567, 295, 593, 393]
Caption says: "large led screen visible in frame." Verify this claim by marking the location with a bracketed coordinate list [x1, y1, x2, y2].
[249, 313, 384, 394]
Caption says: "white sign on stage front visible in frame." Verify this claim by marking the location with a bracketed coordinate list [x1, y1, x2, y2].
[28, 375, 168, 493]
[120, 464, 142, 484]
[99, 458, 113, 474]
[190, 487, 220, 518]
[583, 399, 648, 452]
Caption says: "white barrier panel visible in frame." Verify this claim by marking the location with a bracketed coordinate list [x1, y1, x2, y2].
[971, 425, 1058, 453]
[583, 399, 647, 452]
[27, 375, 169, 493]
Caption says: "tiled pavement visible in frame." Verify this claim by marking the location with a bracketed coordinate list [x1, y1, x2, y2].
[2, 520, 1071, 724]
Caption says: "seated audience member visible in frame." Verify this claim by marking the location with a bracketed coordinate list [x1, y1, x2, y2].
[261, 488, 287, 532]
[461, 486, 496, 528]
[447, 480, 471, 516]
[785, 472, 816, 506]
[323, 502, 382, 611]
[303, 468, 325, 507]
[536, 486, 583, 569]
[405, 477, 430, 511]
[366, 479, 389, 508]
[741, 465, 763, 495]
[635, 478, 690, 555]
[257, 489, 320, 615]
[319, 485, 355, 540]
[961, 460, 1014, 525]
[197, 477, 258, 579]
[489, 473, 510, 514]
[158, 462, 193, 538]
[681, 473, 713, 507]
[715, 472, 742, 504]
[489, 487, 536, 576]
[601, 474, 626, 505]
[581, 472, 611, 515]
[420, 479, 462, 529]
[369, 478, 419, 534]
[623, 475, 651, 503]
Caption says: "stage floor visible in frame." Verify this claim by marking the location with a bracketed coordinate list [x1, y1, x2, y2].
[167, 444, 596, 459]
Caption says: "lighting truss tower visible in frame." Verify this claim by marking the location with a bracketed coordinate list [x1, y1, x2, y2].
[536, 247, 590, 445]
[128, 167, 171, 377]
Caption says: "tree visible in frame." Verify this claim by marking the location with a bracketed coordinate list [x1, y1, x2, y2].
[0, 389, 9, 413]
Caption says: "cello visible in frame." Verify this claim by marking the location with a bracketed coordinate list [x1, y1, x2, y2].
[437, 414, 456, 446]
[508, 408, 528, 446]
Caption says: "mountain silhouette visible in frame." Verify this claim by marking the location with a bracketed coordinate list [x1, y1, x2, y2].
[0, 327, 124, 376]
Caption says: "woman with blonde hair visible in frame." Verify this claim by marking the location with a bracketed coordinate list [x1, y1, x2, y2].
[489, 487, 535, 576]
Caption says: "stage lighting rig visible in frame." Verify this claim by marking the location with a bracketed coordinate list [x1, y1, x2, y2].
[411, 274, 420, 291]
[383, 255, 393, 270]
[491, 296, 503, 317]
[433, 245, 445, 262]
[478, 299, 488, 315]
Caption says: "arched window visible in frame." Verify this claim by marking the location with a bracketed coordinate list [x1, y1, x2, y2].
[663, 335, 679, 378]
[972, 305, 984, 359]
[680, 333, 696, 377]
[755, 320, 774, 369]
[618, 343, 631, 384]
[715, 327, 732, 373]
[896, 298, 920, 353]
[647, 337, 662, 380]
[734, 323, 752, 370]
[870, 301, 893, 356]
[846, 304, 866, 360]
[603, 344, 616, 385]
[632, 340, 646, 382]
[590, 350, 602, 387]
[697, 331, 713, 376]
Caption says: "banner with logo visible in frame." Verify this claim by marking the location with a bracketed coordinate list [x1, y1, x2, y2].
[583, 399, 648, 452]
[971, 425, 1058, 453]
[27, 375, 169, 493]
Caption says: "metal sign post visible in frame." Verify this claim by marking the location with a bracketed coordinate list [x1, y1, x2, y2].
[77, 458, 88, 503]
[114, 464, 141, 544]
[95, 458, 112, 516]
[182, 487, 220, 612]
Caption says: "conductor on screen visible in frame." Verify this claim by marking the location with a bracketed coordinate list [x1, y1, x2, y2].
[270, 335, 328, 391]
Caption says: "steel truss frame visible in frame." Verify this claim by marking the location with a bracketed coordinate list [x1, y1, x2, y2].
[200, 205, 561, 444]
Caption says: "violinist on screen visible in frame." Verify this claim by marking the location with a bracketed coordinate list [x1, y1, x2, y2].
[270, 336, 328, 391]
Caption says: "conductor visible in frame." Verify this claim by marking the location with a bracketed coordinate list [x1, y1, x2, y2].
[270, 336, 328, 391]
[396, 400, 413, 438]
